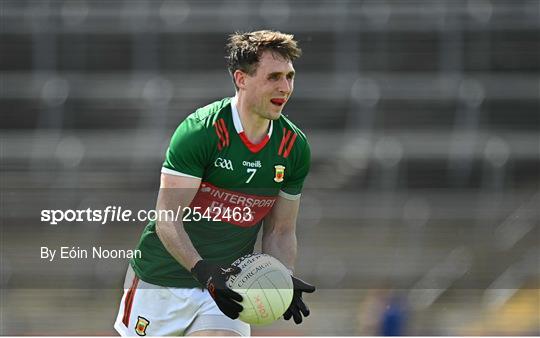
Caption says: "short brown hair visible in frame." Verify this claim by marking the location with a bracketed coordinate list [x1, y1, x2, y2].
[225, 30, 302, 87]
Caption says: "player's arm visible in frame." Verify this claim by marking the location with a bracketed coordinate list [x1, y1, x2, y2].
[262, 195, 315, 324]
[155, 172, 202, 270]
[263, 137, 311, 269]
[261, 195, 300, 271]
[155, 173, 243, 319]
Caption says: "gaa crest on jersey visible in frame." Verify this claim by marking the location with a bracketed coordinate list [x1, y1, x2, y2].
[214, 157, 234, 171]
[135, 316, 149, 336]
[274, 165, 285, 182]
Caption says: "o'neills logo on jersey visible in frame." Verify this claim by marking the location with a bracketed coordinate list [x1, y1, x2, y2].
[191, 182, 276, 227]
[243, 160, 262, 168]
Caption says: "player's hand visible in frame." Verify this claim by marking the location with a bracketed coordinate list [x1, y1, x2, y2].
[191, 259, 243, 319]
[283, 276, 315, 324]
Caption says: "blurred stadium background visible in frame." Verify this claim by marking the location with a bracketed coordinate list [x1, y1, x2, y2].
[1, 0, 539, 335]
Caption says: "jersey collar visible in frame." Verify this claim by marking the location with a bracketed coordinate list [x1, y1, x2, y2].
[231, 95, 273, 153]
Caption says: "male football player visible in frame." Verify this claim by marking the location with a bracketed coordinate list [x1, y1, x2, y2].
[114, 30, 314, 336]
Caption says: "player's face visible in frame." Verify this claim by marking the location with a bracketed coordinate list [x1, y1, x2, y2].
[243, 51, 295, 120]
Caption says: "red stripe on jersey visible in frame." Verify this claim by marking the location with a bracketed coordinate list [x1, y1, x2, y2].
[122, 275, 139, 327]
[214, 122, 224, 151]
[278, 128, 292, 156]
[283, 132, 298, 158]
[239, 132, 270, 153]
[219, 118, 230, 147]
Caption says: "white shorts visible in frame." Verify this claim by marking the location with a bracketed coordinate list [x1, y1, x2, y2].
[114, 266, 250, 336]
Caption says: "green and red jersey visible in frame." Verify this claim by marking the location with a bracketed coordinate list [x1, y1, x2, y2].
[131, 96, 310, 288]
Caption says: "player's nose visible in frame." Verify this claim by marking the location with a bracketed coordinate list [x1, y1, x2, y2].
[278, 78, 292, 94]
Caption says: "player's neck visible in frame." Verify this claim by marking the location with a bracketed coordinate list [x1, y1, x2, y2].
[235, 97, 270, 144]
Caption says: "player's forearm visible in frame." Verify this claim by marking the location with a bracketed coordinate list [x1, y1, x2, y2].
[262, 227, 297, 273]
[155, 174, 203, 270]
[156, 220, 202, 270]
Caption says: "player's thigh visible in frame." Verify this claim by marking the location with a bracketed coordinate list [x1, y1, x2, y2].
[187, 329, 241, 336]
[114, 266, 200, 336]
[182, 290, 250, 336]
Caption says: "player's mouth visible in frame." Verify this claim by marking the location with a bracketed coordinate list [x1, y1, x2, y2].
[270, 98, 286, 107]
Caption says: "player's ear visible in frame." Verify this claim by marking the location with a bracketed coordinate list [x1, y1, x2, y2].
[233, 70, 247, 89]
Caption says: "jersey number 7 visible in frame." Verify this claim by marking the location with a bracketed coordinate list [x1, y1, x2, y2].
[246, 168, 257, 183]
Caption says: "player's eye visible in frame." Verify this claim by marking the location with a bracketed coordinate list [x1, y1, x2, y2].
[268, 74, 280, 81]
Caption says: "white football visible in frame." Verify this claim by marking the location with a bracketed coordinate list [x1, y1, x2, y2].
[227, 253, 294, 325]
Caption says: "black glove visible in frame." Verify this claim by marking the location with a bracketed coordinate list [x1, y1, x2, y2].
[283, 276, 315, 324]
[191, 259, 243, 319]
